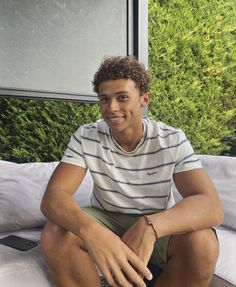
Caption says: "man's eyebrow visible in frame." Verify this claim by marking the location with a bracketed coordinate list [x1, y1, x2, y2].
[98, 91, 128, 97]
[115, 91, 129, 95]
[98, 94, 109, 99]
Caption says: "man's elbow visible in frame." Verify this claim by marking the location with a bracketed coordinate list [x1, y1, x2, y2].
[214, 202, 224, 226]
[40, 192, 50, 217]
[218, 207, 224, 226]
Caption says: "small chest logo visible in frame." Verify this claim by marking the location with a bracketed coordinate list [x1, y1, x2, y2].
[147, 170, 158, 176]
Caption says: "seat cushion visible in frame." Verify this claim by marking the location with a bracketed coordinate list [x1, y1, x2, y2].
[212, 227, 236, 287]
[0, 160, 93, 232]
[199, 155, 236, 230]
[0, 228, 56, 287]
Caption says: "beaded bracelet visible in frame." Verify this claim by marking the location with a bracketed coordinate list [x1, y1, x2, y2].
[144, 215, 158, 241]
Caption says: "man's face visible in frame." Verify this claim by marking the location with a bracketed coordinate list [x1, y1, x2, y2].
[98, 79, 149, 135]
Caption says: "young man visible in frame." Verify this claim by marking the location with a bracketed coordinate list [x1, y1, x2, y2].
[40, 56, 224, 287]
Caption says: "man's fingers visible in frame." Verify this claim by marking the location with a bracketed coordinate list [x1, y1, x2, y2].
[120, 261, 147, 287]
[102, 267, 133, 287]
[127, 252, 153, 281]
[90, 231, 152, 286]
[112, 269, 134, 287]
[101, 254, 147, 287]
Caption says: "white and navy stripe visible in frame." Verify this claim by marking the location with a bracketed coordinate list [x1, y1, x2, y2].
[61, 118, 201, 214]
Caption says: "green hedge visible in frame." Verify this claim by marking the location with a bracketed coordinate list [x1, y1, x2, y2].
[0, 0, 235, 162]
[148, 0, 236, 155]
[0, 98, 100, 162]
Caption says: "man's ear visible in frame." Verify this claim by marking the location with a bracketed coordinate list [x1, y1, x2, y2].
[141, 92, 150, 107]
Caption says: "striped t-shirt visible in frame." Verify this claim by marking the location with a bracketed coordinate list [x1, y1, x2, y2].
[61, 117, 202, 214]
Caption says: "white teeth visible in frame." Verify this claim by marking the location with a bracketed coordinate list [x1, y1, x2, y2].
[109, 116, 123, 122]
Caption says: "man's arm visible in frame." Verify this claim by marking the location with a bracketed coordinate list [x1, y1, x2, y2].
[122, 167, 224, 265]
[149, 167, 224, 238]
[41, 162, 152, 287]
[41, 162, 93, 233]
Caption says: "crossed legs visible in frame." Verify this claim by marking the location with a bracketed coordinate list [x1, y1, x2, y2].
[40, 222, 219, 287]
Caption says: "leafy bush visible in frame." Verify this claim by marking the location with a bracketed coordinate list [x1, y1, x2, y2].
[0, 98, 100, 162]
[0, 0, 235, 162]
[148, 0, 236, 155]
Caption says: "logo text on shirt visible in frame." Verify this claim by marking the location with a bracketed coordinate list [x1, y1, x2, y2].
[147, 170, 158, 176]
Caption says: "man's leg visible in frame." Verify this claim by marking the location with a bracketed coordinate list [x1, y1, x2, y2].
[40, 221, 101, 287]
[154, 228, 219, 287]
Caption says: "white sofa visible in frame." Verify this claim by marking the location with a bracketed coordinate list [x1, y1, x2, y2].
[0, 155, 235, 287]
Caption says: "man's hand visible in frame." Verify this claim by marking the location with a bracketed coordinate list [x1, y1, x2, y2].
[121, 217, 156, 266]
[81, 221, 153, 287]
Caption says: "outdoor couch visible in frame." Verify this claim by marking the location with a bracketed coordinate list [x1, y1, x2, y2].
[0, 155, 235, 287]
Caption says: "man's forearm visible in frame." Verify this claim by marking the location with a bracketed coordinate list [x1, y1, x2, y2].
[149, 194, 224, 239]
[41, 189, 94, 238]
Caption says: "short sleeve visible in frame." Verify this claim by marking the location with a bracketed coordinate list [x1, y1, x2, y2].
[61, 127, 87, 168]
[173, 131, 202, 174]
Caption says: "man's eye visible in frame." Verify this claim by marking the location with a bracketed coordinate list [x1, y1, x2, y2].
[99, 97, 109, 103]
[118, 95, 128, 101]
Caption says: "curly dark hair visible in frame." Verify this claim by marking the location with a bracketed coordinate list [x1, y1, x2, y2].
[92, 56, 151, 94]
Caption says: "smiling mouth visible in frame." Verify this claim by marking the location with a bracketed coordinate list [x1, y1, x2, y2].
[107, 116, 125, 123]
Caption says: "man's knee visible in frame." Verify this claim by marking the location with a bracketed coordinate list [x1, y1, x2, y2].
[187, 229, 219, 274]
[40, 222, 83, 257]
[41, 222, 62, 250]
[168, 229, 219, 279]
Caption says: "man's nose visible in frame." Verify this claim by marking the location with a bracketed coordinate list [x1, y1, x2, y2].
[108, 99, 119, 111]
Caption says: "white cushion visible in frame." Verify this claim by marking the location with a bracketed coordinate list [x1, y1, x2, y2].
[0, 229, 57, 287]
[212, 226, 236, 286]
[0, 161, 93, 232]
[199, 155, 236, 230]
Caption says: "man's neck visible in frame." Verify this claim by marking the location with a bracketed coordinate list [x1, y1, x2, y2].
[111, 124, 144, 152]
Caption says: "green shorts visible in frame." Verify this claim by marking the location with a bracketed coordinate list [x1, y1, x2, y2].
[82, 206, 170, 269]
